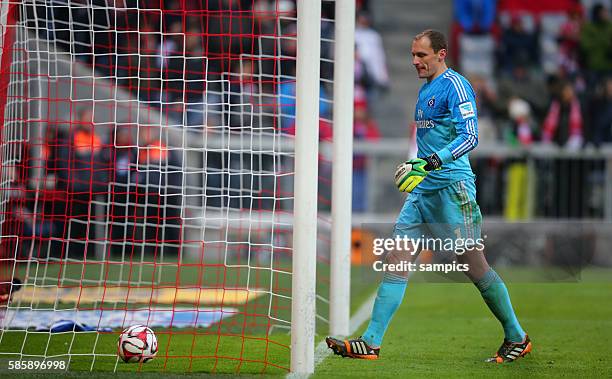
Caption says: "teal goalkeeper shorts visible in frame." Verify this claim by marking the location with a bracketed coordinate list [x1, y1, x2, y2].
[394, 179, 482, 249]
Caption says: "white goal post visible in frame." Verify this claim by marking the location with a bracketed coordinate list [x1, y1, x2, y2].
[290, 0, 322, 374]
[0, 0, 355, 375]
[292, 0, 355, 373]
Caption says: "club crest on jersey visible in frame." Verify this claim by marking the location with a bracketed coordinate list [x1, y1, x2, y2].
[459, 102, 475, 119]
[427, 97, 435, 107]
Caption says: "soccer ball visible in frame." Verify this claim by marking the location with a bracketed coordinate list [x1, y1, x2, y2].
[117, 325, 158, 363]
[394, 161, 413, 188]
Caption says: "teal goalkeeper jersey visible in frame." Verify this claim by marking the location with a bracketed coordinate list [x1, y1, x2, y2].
[413, 68, 478, 192]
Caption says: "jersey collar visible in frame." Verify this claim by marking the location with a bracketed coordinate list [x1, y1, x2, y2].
[427, 68, 451, 86]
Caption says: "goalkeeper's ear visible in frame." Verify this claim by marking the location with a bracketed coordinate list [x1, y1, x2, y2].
[436, 48, 447, 62]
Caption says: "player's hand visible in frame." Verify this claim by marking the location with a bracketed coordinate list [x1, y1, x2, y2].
[394, 159, 428, 192]
[394, 154, 442, 193]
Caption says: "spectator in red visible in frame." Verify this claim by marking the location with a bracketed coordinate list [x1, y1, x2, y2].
[542, 82, 583, 149]
[63, 110, 110, 193]
[558, 3, 584, 77]
[57, 108, 111, 257]
[540, 82, 586, 218]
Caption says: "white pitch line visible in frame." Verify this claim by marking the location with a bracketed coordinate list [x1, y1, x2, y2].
[348, 292, 378, 335]
[312, 291, 376, 367]
[309, 269, 417, 376]
[286, 290, 377, 379]
[287, 265, 417, 377]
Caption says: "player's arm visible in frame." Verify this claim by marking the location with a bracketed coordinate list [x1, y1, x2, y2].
[433, 80, 479, 165]
[395, 80, 478, 193]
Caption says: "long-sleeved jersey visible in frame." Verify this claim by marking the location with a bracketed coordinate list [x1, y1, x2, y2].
[413, 68, 478, 192]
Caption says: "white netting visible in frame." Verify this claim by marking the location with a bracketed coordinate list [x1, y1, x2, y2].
[0, 0, 337, 373]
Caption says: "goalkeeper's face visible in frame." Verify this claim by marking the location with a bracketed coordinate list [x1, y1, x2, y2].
[411, 37, 446, 81]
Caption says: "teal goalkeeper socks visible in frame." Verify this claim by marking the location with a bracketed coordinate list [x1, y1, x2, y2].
[362, 276, 407, 348]
[475, 269, 526, 343]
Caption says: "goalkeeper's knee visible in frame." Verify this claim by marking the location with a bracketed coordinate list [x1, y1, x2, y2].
[381, 250, 413, 283]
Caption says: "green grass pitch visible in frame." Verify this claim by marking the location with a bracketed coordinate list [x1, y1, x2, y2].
[0, 331, 290, 375]
[315, 268, 612, 379]
[1, 268, 610, 378]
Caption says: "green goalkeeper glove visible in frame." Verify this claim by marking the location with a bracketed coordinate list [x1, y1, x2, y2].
[394, 153, 442, 193]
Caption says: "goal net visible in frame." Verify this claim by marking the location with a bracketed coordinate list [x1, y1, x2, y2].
[0, 0, 341, 374]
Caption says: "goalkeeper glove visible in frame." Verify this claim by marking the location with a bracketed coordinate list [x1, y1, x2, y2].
[394, 153, 442, 193]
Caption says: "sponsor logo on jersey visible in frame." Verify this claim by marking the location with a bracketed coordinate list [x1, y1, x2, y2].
[416, 108, 434, 128]
[459, 102, 475, 119]
[427, 97, 435, 107]
[416, 120, 435, 128]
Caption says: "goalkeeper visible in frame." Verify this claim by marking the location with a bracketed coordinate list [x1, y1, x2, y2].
[327, 29, 531, 363]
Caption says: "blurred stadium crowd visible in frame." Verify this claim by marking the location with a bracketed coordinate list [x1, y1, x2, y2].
[25, 1, 385, 161]
[449, 0, 612, 220]
[452, 0, 612, 148]
[8, 0, 386, 259]
[25, 0, 385, 129]
[6, 0, 612, 260]
[29, 0, 610, 148]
